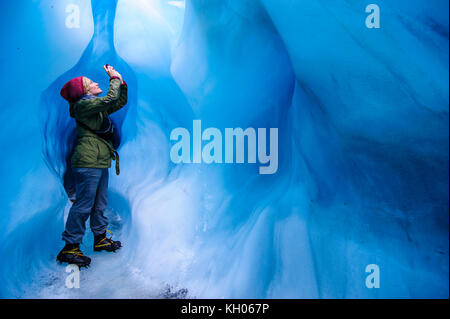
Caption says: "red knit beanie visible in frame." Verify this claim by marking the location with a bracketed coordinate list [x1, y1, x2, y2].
[60, 76, 86, 102]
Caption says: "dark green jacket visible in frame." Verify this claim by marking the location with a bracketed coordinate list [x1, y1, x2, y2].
[69, 78, 127, 170]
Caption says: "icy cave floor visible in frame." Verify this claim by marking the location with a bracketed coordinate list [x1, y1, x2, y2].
[21, 203, 189, 299]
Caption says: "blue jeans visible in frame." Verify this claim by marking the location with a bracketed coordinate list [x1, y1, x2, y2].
[62, 168, 109, 244]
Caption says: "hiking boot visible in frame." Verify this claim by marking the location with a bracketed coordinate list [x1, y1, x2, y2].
[94, 229, 122, 252]
[57, 243, 91, 267]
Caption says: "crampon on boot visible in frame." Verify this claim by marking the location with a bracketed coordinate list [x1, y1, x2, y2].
[56, 243, 91, 268]
[94, 229, 122, 252]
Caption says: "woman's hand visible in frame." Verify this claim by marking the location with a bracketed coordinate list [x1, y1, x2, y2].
[104, 65, 123, 84]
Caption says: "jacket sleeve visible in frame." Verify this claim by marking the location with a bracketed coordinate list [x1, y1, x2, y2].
[107, 82, 128, 115]
[73, 78, 121, 118]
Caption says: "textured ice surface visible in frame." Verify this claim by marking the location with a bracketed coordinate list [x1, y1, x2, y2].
[0, 0, 448, 298]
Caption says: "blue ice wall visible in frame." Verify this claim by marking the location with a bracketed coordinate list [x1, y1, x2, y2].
[0, 0, 448, 298]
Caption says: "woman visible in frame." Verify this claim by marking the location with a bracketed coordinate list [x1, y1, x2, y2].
[57, 65, 127, 267]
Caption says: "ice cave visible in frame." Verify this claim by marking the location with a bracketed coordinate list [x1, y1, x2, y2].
[0, 0, 448, 298]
